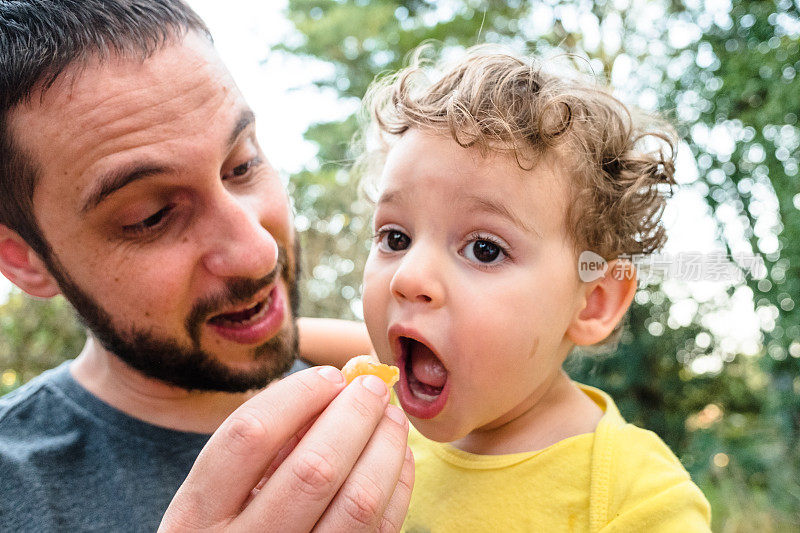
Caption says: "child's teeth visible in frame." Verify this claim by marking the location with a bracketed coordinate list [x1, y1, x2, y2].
[408, 374, 443, 402]
[413, 390, 440, 402]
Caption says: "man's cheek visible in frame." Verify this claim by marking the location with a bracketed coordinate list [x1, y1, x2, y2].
[115, 290, 184, 329]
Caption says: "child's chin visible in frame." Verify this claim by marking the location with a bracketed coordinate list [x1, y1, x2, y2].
[409, 417, 466, 444]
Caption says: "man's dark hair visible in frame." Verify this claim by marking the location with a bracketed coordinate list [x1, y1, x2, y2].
[0, 0, 210, 265]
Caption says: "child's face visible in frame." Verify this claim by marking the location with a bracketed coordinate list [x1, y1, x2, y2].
[363, 129, 587, 445]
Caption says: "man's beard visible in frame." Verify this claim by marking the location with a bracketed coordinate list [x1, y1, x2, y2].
[46, 242, 301, 392]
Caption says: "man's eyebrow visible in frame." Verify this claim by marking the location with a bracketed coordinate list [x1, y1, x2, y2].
[464, 195, 541, 237]
[228, 109, 255, 149]
[80, 109, 256, 214]
[80, 164, 170, 214]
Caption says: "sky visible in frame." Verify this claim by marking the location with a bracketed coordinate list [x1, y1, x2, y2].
[0, 1, 764, 371]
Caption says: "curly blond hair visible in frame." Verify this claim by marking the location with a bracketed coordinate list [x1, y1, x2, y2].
[356, 45, 677, 262]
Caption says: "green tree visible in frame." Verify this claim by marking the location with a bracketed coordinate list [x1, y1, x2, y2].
[0, 292, 85, 394]
[278, 0, 799, 529]
[664, 0, 800, 526]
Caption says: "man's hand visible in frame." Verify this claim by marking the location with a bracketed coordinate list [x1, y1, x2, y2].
[159, 366, 414, 532]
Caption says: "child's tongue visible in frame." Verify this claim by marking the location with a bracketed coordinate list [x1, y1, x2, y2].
[409, 341, 447, 388]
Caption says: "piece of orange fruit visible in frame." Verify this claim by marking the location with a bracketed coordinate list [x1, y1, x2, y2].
[342, 355, 399, 388]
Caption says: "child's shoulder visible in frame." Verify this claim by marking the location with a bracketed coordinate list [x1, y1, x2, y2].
[598, 422, 711, 528]
[604, 421, 689, 478]
[579, 383, 691, 478]
[580, 384, 711, 529]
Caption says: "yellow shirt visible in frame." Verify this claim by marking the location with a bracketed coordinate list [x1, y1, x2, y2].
[403, 384, 711, 532]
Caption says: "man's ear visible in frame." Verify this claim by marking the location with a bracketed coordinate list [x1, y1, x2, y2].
[0, 224, 60, 298]
[566, 259, 638, 346]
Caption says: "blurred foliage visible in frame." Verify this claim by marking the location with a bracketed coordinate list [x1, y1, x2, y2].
[279, 0, 800, 530]
[1, 0, 798, 530]
[0, 293, 85, 395]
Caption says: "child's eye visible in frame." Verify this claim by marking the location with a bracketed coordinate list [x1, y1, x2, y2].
[376, 228, 411, 252]
[462, 238, 508, 265]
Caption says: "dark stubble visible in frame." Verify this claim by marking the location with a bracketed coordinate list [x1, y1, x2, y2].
[46, 243, 301, 392]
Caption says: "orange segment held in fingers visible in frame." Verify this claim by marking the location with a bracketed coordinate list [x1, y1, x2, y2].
[342, 355, 400, 388]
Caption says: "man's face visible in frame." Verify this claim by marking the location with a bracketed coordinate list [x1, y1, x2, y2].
[8, 33, 298, 391]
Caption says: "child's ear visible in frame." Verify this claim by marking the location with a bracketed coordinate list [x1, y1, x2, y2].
[566, 259, 637, 346]
[0, 224, 60, 298]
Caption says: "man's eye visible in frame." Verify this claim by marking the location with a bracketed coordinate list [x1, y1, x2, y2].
[463, 239, 506, 264]
[225, 157, 261, 180]
[122, 205, 174, 235]
[377, 229, 411, 251]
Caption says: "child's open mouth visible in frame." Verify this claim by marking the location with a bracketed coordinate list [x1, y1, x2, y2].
[397, 336, 450, 419]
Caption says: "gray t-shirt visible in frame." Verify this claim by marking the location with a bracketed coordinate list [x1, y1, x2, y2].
[0, 362, 211, 532]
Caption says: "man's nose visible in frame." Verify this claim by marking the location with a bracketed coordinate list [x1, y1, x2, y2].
[389, 246, 446, 307]
[200, 195, 279, 280]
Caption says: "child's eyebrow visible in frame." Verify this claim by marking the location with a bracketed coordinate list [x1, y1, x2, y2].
[464, 195, 541, 238]
[376, 189, 406, 206]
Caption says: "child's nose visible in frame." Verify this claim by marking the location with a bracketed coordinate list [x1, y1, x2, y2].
[389, 255, 446, 307]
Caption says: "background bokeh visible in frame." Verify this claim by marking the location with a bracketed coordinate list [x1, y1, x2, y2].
[1, 1, 798, 530]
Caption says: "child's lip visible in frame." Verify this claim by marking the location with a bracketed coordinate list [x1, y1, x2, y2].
[387, 324, 443, 368]
[387, 324, 450, 419]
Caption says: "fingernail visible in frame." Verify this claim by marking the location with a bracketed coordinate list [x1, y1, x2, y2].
[317, 366, 344, 384]
[385, 404, 407, 426]
[361, 374, 388, 397]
